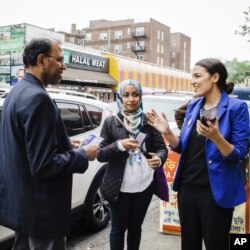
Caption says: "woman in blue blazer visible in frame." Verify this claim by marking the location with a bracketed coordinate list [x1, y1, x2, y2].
[147, 58, 249, 250]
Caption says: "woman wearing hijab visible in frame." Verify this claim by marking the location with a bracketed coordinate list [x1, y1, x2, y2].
[97, 79, 167, 250]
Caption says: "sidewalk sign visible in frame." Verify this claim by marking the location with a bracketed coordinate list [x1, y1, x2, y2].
[159, 147, 250, 235]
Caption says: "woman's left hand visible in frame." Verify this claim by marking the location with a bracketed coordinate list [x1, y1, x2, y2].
[196, 118, 221, 141]
[147, 152, 161, 169]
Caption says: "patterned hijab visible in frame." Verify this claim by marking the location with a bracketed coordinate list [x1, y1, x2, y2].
[117, 79, 143, 137]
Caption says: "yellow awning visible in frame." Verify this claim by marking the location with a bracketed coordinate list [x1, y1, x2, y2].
[103, 53, 192, 92]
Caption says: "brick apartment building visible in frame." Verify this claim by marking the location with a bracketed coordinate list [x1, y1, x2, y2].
[82, 18, 191, 72]
[170, 32, 191, 72]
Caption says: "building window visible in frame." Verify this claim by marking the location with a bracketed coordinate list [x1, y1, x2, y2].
[136, 41, 144, 50]
[114, 44, 122, 53]
[173, 40, 176, 46]
[183, 41, 186, 71]
[86, 33, 92, 41]
[135, 27, 144, 36]
[161, 31, 164, 41]
[157, 57, 160, 64]
[69, 37, 74, 43]
[157, 30, 160, 40]
[161, 45, 164, 53]
[115, 31, 123, 39]
[137, 55, 144, 60]
[161, 58, 163, 65]
[99, 32, 108, 40]
[157, 44, 160, 53]
[80, 39, 85, 45]
[172, 63, 175, 68]
[127, 42, 130, 49]
[100, 46, 108, 52]
[127, 28, 130, 35]
[172, 52, 176, 58]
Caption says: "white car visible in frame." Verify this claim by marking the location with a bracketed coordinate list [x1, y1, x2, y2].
[0, 92, 111, 248]
[0, 86, 12, 99]
[142, 93, 193, 123]
[46, 87, 97, 100]
[109, 92, 193, 133]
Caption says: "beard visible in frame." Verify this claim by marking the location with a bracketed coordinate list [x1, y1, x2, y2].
[42, 70, 61, 87]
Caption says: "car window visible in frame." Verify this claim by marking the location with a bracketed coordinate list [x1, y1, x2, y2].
[56, 102, 85, 136]
[85, 104, 103, 127]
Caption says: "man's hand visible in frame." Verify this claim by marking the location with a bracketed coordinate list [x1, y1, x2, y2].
[71, 138, 80, 149]
[82, 145, 100, 161]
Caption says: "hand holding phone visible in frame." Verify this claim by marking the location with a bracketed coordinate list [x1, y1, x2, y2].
[200, 106, 217, 127]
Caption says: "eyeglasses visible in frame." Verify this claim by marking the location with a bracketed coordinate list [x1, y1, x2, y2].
[122, 93, 140, 98]
[46, 55, 65, 64]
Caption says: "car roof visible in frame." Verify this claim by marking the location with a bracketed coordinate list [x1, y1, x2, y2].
[46, 87, 97, 99]
[49, 92, 108, 108]
[0, 92, 109, 112]
[142, 93, 193, 102]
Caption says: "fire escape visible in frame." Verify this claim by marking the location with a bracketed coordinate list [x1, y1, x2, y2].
[131, 31, 146, 60]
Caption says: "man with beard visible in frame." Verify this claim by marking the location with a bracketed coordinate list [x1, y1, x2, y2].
[0, 38, 99, 250]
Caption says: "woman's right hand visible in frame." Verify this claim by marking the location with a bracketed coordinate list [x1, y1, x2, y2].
[146, 109, 171, 135]
[121, 138, 140, 150]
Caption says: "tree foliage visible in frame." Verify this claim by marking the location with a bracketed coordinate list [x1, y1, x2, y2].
[235, 6, 250, 39]
[225, 59, 250, 84]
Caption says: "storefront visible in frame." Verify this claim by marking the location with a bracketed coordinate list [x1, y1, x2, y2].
[62, 49, 117, 101]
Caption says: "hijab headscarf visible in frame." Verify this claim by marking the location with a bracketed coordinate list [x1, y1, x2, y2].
[116, 79, 143, 137]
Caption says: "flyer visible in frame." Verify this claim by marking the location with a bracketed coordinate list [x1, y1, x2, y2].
[79, 134, 103, 147]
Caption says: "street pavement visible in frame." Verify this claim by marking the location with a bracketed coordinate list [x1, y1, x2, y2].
[68, 196, 182, 250]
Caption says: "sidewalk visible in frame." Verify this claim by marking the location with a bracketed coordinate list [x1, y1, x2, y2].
[68, 197, 182, 250]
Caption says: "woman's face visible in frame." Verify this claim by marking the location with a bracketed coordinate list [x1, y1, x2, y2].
[121, 85, 140, 113]
[191, 65, 218, 96]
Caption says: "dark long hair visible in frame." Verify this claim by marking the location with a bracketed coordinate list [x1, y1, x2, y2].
[195, 58, 234, 94]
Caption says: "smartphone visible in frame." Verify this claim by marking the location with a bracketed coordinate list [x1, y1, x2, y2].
[135, 132, 147, 146]
[200, 106, 217, 126]
[144, 152, 152, 159]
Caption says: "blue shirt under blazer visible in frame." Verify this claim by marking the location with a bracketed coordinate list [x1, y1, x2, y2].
[0, 73, 89, 237]
[172, 91, 249, 208]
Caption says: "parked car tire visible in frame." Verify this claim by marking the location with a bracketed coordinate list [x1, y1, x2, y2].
[81, 168, 110, 232]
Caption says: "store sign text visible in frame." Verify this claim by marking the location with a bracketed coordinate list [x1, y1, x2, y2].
[71, 54, 106, 69]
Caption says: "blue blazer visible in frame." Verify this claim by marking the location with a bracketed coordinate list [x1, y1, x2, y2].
[0, 73, 89, 237]
[172, 91, 249, 208]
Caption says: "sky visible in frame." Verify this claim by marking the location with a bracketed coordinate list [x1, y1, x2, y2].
[1, 0, 249, 66]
